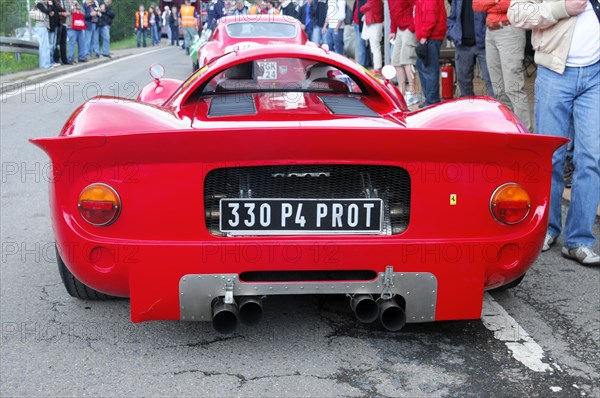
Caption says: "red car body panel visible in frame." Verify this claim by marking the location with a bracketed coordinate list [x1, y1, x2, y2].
[197, 15, 308, 67]
[32, 45, 567, 326]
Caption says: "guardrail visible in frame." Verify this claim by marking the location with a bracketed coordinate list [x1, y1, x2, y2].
[0, 37, 39, 61]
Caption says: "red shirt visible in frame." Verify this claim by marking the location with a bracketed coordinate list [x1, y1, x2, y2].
[472, 0, 511, 25]
[360, 0, 384, 25]
[414, 0, 447, 41]
[389, 0, 415, 33]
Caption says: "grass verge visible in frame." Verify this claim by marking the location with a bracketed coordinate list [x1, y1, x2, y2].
[0, 53, 39, 76]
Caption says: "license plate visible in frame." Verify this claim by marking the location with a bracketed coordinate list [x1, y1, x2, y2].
[219, 199, 383, 235]
[257, 61, 277, 80]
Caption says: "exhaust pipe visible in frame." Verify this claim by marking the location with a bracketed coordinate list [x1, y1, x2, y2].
[238, 296, 263, 326]
[350, 295, 379, 323]
[378, 299, 406, 332]
[212, 300, 239, 334]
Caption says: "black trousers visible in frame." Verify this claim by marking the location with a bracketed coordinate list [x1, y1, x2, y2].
[54, 25, 68, 64]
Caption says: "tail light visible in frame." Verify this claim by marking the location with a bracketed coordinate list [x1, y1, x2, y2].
[78, 183, 121, 226]
[490, 183, 531, 225]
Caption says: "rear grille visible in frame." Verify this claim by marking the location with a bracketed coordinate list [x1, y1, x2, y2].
[204, 165, 411, 236]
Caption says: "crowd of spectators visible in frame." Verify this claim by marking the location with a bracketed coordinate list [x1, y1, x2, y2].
[32, 0, 114, 68]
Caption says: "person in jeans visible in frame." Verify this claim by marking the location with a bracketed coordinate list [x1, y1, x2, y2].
[135, 4, 149, 48]
[474, 0, 531, 131]
[414, 0, 447, 107]
[66, 0, 86, 63]
[83, 0, 99, 57]
[97, 0, 114, 57]
[309, 0, 327, 44]
[34, 0, 52, 69]
[322, 0, 346, 55]
[447, 0, 494, 97]
[509, 0, 600, 265]
[352, 0, 368, 67]
[299, 0, 314, 40]
[47, 0, 60, 66]
[148, 6, 159, 46]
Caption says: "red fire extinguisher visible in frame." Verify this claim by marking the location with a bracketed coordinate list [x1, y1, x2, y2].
[441, 64, 455, 100]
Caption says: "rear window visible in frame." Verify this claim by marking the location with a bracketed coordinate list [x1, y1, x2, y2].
[225, 22, 298, 39]
[201, 58, 363, 94]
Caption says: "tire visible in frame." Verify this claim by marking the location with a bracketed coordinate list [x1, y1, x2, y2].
[56, 246, 116, 300]
[490, 274, 525, 292]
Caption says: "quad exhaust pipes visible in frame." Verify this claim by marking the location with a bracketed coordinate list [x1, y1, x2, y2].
[212, 296, 264, 334]
[350, 295, 407, 331]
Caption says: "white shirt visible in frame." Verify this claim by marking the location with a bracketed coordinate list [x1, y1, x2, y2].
[326, 0, 346, 29]
[566, 2, 600, 67]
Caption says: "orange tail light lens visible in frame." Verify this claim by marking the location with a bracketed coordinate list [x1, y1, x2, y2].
[490, 183, 531, 225]
[78, 183, 121, 226]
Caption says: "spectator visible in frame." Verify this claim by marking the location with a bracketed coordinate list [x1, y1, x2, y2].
[163, 6, 171, 42]
[33, 0, 52, 69]
[447, 0, 493, 96]
[48, 0, 61, 67]
[206, 0, 225, 30]
[360, 0, 384, 74]
[473, 0, 531, 131]
[180, 0, 198, 53]
[97, 0, 114, 57]
[149, 6, 159, 45]
[231, 0, 248, 15]
[169, 5, 180, 46]
[322, 0, 346, 54]
[352, 0, 368, 67]
[267, 0, 281, 14]
[299, 0, 314, 40]
[83, 0, 100, 58]
[509, 0, 600, 265]
[249, 0, 268, 14]
[66, 0, 86, 63]
[281, 0, 300, 20]
[155, 6, 162, 44]
[389, 0, 418, 106]
[309, 0, 327, 44]
[135, 4, 149, 48]
[55, 0, 70, 64]
[414, 0, 447, 107]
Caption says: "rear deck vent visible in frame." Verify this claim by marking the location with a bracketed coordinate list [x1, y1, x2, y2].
[319, 96, 380, 117]
[208, 95, 256, 117]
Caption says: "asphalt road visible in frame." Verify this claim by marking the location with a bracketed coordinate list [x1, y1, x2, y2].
[1, 47, 598, 397]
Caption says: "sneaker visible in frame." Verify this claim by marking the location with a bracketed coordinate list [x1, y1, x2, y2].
[102, 54, 112, 58]
[404, 91, 420, 107]
[542, 234, 556, 252]
[561, 246, 600, 266]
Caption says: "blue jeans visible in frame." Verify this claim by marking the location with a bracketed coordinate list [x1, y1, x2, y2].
[325, 27, 344, 55]
[34, 27, 51, 69]
[137, 28, 147, 47]
[150, 24, 159, 45]
[455, 44, 494, 97]
[85, 22, 98, 56]
[416, 39, 442, 105]
[354, 23, 367, 67]
[99, 25, 110, 55]
[536, 62, 600, 249]
[48, 30, 57, 62]
[310, 25, 322, 45]
[67, 29, 86, 62]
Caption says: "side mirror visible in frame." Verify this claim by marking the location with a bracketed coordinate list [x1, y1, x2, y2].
[381, 65, 396, 82]
[149, 63, 165, 83]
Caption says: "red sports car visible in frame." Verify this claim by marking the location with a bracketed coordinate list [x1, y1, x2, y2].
[193, 14, 308, 70]
[32, 45, 566, 334]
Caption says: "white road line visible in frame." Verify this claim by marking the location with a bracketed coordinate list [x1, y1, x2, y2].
[482, 293, 553, 372]
[0, 47, 170, 101]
